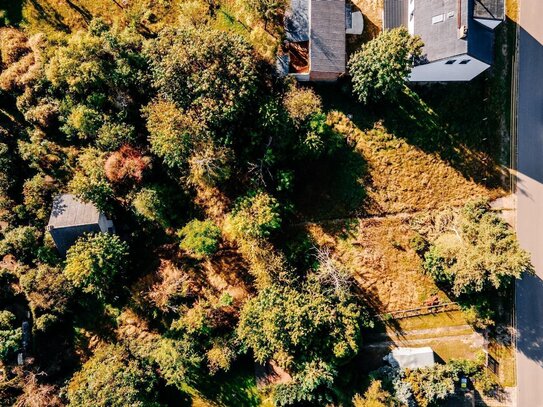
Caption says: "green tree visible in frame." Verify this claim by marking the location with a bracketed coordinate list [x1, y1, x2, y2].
[0, 310, 22, 362]
[178, 219, 221, 258]
[423, 199, 532, 295]
[64, 233, 129, 298]
[226, 192, 281, 240]
[348, 27, 423, 103]
[18, 264, 73, 332]
[144, 99, 204, 168]
[22, 173, 57, 222]
[0, 226, 40, 263]
[68, 148, 113, 211]
[67, 344, 162, 407]
[132, 185, 178, 228]
[144, 27, 259, 129]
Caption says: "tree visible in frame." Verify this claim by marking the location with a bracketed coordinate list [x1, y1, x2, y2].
[22, 173, 57, 222]
[0, 310, 22, 362]
[423, 199, 532, 295]
[237, 281, 366, 404]
[144, 99, 204, 168]
[18, 264, 73, 332]
[348, 27, 423, 103]
[144, 27, 259, 129]
[178, 219, 221, 258]
[132, 185, 179, 228]
[352, 380, 393, 407]
[104, 145, 151, 184]
[67, 344, 162, 407]
[0, 226, 40, 263]
[225, 192, 281, 240]
[64, 233, 129, 298]
[283, 86, 322, 125]
[68, 148, 113, 211]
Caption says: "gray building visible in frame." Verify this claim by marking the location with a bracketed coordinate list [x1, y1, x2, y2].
[384, 0, 504, 82]
[46, 194, 114, 255]
[280, 0, 363, 81]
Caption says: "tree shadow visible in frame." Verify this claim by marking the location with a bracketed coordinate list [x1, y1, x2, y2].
[0, 0, 23, 26]
[292, 143, 368, 221]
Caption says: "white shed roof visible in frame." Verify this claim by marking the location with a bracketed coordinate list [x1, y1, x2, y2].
[388, 347, 435, 370]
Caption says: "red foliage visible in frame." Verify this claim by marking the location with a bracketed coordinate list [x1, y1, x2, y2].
[104, 145, 150, 184]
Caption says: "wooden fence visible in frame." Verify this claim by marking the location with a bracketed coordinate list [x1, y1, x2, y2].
[378, 301, 460, 320]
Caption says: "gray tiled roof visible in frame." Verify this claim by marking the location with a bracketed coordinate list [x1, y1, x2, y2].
[47, 194, 101, 228]
[474, 0, 504, 20]
[309, 0, 346, 74]
[413, 0, 469, 62]
[384, 0, 408, 30]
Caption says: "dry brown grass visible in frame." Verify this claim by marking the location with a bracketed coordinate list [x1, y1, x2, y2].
[306, 215, 447, 313]
[328, 112, 503, 216]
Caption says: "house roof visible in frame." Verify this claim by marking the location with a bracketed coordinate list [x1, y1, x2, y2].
[309, 0, 346, 74]
[389, 347, 435, 370]
[47, 194, 101, 229]
[412, 0, 469, 63]
[474, 0, 504, 20]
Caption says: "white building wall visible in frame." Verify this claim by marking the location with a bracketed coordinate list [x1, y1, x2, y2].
[409, 54, 490, 82]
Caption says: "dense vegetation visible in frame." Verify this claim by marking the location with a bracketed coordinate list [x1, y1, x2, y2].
[0, 1, 529, 406]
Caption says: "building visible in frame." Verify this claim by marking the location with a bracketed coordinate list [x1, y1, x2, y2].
[384, 346, 436, 369]
[278, 0, 364, 81]
[384, 0, 504, 82]
[46, 194, 115, 255]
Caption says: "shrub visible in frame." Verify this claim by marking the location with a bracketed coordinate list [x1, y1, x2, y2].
[283, 86, 322, 124]
[132, 185, 173, 228]
[178, 219, 221, 258]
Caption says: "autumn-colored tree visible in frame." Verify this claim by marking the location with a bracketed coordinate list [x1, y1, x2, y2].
[105, 145, 151, 184]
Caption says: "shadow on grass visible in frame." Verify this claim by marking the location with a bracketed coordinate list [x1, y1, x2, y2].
[313, 71, 508, 193]
[292, 143, 368, 221]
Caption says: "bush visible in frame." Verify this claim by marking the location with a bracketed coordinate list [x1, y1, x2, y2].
[283, 86, 322, 124]
[409, 233, 428, 255]
[132, 185, 175, 228]
[178, 219, 221, 258]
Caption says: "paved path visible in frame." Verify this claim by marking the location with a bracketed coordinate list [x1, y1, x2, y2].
[516, 0, 543, 405]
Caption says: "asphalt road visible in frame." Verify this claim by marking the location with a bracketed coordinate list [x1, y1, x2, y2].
[516, 0, 543, 405]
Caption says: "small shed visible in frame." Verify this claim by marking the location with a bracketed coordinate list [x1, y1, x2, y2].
[385, 347, 436, 370]
[46, 194, 114, 255]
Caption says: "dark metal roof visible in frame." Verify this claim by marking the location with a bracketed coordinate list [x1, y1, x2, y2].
[47, 194, 101, 229]
[384, 0, 408, 30]
[309, 0, 346, 74]
[413, 0, 469, 62]
[473, 0, 504, 20]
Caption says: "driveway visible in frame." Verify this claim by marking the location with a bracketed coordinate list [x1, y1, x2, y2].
[515, 0, 543, 405]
